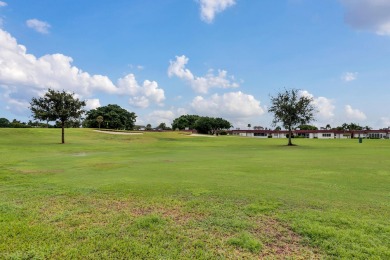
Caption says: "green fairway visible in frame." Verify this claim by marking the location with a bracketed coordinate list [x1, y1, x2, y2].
[1, 129, 389, 259]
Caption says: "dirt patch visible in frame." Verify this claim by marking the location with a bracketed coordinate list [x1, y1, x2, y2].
[255, 217, 322, 259]
[15, 169, 64, 175]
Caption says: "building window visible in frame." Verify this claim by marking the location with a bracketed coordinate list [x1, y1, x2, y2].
[322, 133, 331, 137]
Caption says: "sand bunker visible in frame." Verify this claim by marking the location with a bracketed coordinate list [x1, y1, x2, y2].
[94, 130, 143, 135]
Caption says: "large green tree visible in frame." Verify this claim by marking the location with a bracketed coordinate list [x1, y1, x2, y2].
[30, 89, 86, 143]
[172, 115, 200, 130]
[84, 104, 136, 130]
[0, 118, 10, 127]
[194, 117, 232, 135]
[268, 89, 316, 146]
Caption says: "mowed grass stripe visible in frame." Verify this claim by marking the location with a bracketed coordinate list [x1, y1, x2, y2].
[0, 128, 389, 259]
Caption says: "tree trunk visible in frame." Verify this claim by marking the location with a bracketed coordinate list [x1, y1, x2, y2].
[61, 121, 65, 144]
[288, 126, 293, 146]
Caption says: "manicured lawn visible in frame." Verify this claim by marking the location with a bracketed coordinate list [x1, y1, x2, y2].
[1, 128, 389, 259]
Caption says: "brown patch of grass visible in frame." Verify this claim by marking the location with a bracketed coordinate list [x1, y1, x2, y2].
[36, 196, 207, 231]
[15, 169, 64, 174]
[254, 216, 322, 259]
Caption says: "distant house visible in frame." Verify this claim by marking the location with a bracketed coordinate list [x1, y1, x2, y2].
[134, 125, 146, 131]
[228, 129, 390, 139]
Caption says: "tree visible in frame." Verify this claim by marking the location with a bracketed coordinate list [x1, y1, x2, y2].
[0, 118, 10, 127]
[213, 117, 232, 134]
[347, 123, 362, 131]
[268, 89, 316, 146]
[298, 124, 318, 130]
[84, 104, 136, 130]
[325, 124, 331, 130]
[30, 89, 86, 144]
[172, 115, 200, 130]
[193, 116, 232, 135]
[157, 122, 167, 130]
[96, 116, 103, 129]
[145, 124, 152, 130]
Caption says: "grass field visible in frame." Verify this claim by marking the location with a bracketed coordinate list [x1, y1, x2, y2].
[1, 128, 389, 259]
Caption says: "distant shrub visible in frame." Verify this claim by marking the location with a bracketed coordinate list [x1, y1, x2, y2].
[219, 131, 228, 135]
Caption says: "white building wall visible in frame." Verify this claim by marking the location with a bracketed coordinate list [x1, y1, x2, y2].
[318, 133, 334, 139]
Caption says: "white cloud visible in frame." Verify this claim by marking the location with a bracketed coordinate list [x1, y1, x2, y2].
[117, 75, 165, 108]
[380, 117, 390, 128]
[26, 19, 51, 34]
[85, 99, 101, 110]
[190, 91, 264, 118]
[199, 0, 236, 23]
[345, 105, 367, 120]
[168, 55, 239, 94]
[146, 110, 176, 126]
[341, 0, 390, 35]
[1, 88, 30, 115]
[341, 72, 358, 82]
[0, 29, 165, 114]
[299, 90, 335, 120]
[0, 1, 7, 7]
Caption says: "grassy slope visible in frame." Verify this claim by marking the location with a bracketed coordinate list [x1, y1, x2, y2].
[0, 129, 389, 259]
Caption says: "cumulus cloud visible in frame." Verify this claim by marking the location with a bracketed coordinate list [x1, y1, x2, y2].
[117, 75, 165, 108]
[190, 91, 264, 119]
[85, 99, 101, 110]
[168, 55, 239, 94]
[341, 0, 390, 35]
[345, 105, 367, 120]
[199, 0, 236, 23]
[0, 29, 165, 114]
[26, 19, 51, 34]
[299, 90, 335, 120]
[341, 72, 358, 82]
[146, 110, 176, 126]
[380, 117, 390, 128]
[0, 1, 7, 7]
[144, 107, 188, 127]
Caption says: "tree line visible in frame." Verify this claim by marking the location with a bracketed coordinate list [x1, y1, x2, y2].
[2, 88, 373, 145]
[7, 89, 233, 143]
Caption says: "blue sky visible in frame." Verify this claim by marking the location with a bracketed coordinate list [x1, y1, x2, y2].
[1, 0, 390, 129]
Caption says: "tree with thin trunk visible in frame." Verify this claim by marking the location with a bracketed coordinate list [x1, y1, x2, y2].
[96, 116, 103, 129]
[268, 89, 316, 146]
[30, 89, 86, 144]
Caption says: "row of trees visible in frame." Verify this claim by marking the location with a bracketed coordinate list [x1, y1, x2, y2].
[21, 88, 316, 145]
[295, 123, 372, 131]
[18, 88, 367, 146]
[172, 114, 232, 134]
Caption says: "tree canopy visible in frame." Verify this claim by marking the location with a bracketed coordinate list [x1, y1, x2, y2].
[297, 124, 318, 130]
[0, 118, 10, 127]
[268, 89, 316, 145]
[193, 117, 232, 135]
[30, 89, 86, 143]
[84, 104, 136, 130]
[172, 115, 200, 130]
